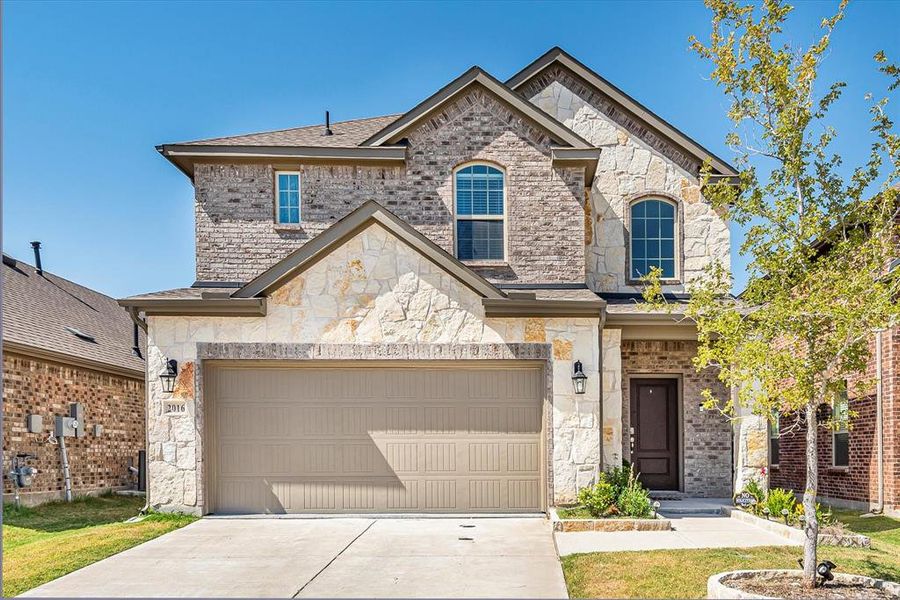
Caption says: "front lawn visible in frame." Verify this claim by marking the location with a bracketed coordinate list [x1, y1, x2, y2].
[562, 509, 900, 598]
[3, 494, 196, 597]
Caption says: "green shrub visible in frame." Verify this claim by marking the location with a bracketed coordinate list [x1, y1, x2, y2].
[792, 501, 834, 526]
[765, 487, 797, 518]
[618, 481, 653, 518]
[577, 480, 617, 517]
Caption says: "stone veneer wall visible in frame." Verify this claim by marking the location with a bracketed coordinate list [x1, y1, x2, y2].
[619, 339, 732, 497]
[523, 66, 731, 294]
[2, 352, 145, 505]
[147, 223, 600, 514]
[194, 85, 585, 285]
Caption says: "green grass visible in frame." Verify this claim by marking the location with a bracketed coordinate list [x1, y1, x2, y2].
[2, 494, 196, 597]
[557, 506, 654, 519]
[561, 509, 900, 598]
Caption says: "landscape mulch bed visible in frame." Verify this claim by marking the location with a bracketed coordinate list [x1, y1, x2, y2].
[730, 573, 898, 599]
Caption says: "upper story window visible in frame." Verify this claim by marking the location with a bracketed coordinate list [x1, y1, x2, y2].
[455, 164, 505, 261]
[833, 382, 850, 467]
[276, 171, 301, 224]
[630, 198, 677, 280]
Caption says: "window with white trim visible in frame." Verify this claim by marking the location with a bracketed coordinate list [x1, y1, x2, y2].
[276, 171, 301, 224]
[769, 412, 780, 466]
[833, 382, 850, 467]
[630, 198, 677, 279]
[454, 164, 505, 261]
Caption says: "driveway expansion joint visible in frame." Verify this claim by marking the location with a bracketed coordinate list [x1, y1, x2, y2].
[291, 520, 376, 598]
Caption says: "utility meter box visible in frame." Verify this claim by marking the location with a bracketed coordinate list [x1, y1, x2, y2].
[69, 403, 85, 439]
[54, 416, 79, 438]
[26, 414, 43, 434]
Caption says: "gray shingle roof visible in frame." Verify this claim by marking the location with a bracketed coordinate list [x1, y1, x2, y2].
[2, 255, 145, 375]
[173, 114, 402, 148]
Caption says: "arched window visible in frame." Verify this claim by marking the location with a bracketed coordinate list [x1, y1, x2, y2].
[455, 164, 505, 261]
[630, 198, 676, 279]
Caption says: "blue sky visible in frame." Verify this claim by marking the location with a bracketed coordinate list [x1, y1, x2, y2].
[3, 0, 898, 298]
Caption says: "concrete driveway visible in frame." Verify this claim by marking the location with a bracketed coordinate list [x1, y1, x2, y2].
[22, 517, 567, 598]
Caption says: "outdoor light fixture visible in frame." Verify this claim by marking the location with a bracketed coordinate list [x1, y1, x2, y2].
[762, 507, 770, 520]
[816, 560, 837, 584]
[572, 360, 587, 395]
[781, 508, 790, 525]
[159, 359, 178, 394]
[652, 500, 661, 518]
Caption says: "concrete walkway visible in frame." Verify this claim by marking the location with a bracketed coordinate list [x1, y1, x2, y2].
[23, 517, 567, 598]
[555, 514, 799, 556]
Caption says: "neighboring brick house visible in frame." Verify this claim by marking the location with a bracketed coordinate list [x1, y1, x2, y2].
[766, 325, 900, 517]
[2, 249, 146, 505]
[121, 47, 740, 515]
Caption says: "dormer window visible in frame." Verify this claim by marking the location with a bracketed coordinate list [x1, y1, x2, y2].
[454, 164, 505, 261]
[630, 198, 677, 280]
[276, 171, 301, 224]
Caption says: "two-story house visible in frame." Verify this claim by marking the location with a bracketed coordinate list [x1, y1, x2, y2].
[121, 48, 738, 515]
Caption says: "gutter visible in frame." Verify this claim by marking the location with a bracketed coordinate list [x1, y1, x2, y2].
[118, 296, 267, 317]
[481, 297, 605, 318]
[2, 340, 144, 381]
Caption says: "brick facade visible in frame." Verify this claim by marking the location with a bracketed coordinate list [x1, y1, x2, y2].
[195, 86, 585, 285]
[770, 327, 899, 513]
[2, 352, 145, 504]
[620, 340, 732, 497]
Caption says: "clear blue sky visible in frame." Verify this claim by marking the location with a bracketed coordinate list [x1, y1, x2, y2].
[4, 0, 898, 298]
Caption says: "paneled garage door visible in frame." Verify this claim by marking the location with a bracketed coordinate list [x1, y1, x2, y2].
[205, 364, 544, 514]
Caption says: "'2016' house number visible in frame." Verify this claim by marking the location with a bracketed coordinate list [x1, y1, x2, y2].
[165, 402, 187, 415]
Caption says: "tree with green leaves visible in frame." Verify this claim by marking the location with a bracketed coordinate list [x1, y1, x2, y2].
[643, 0, 899, 587]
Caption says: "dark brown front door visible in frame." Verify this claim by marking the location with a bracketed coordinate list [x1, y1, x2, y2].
[630, 378, 679, 490]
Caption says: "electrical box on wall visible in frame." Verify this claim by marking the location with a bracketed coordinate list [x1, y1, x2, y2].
[26, 414, 43, 434]
[70, 403, 85, 438]
[54, 416, 78, 438]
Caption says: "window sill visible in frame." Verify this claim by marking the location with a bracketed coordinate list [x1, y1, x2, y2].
[274, 223, 305, 231]
[462, 261, 510, 268]
[626, 278, 682, 286]
[827, 466, 850, 473]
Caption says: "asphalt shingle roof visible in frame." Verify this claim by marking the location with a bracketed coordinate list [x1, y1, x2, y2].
[2, 255, 145, 375]
[174, 114, 402, 148]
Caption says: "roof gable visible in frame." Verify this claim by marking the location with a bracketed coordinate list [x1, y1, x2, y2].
[360, 66, 594, 150]
[507, 47, 738, 177]
[233, 201, 506, 300]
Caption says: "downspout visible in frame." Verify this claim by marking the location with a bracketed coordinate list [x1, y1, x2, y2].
[875, 329, 885, 513]
[598, 309, 607, 472]
[126, 307, 152, 515]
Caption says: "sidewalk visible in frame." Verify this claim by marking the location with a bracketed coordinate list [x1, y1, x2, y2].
[554, 514, 799, 556]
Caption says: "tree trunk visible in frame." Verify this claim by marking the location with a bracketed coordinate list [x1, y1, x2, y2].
[802, 398, 820, 588]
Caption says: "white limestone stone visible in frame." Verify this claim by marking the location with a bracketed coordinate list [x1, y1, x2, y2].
[145, 224, 601, 513]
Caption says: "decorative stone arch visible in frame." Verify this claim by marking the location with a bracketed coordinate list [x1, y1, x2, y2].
[451, 161, 509, 263]
[624, 191, 685, 285]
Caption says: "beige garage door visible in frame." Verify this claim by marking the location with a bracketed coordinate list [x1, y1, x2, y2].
[206, 364, 544, 514]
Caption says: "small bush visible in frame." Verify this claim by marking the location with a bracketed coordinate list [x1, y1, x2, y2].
[765, 487, 797, 517]
[577, 480, 617, 517]
[573, 463, 654, 519]
[618, 481, 652, 518]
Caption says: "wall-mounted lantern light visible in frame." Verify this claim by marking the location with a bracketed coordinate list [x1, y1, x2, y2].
[572, 360, 588, 395]
[159, 359, 178, 394]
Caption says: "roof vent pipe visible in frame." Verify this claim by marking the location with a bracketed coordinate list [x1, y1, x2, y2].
[30, 241, 43, 275]
[324, 111, 333, 136]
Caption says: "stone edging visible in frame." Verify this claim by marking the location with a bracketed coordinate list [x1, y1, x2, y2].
[549, 507, 671, 532]
[707, 569, 900, 599]
[724, 507, 871, 548]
